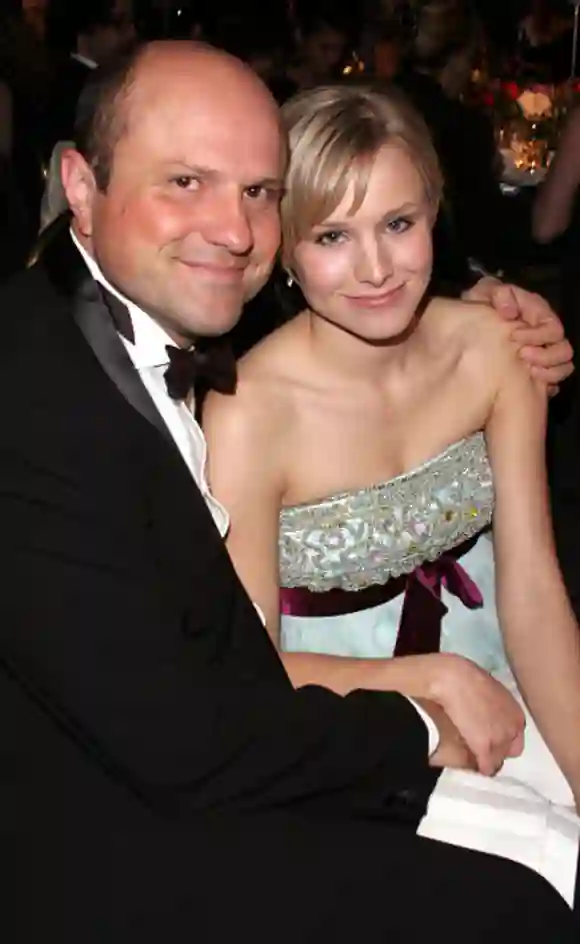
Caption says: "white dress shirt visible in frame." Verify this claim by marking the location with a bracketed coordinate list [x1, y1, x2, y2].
[71, 233, 438, 754]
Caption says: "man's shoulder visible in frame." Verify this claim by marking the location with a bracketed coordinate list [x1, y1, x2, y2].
[0, 263, 76, 386]
[1, 261, 59, 306]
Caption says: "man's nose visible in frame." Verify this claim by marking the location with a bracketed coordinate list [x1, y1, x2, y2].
[200, 189, 254, 256]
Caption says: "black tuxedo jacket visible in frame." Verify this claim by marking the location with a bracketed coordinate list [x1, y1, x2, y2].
[0, 231, 575, 942]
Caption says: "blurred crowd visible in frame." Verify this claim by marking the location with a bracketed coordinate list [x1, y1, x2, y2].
[0, 0, 578, 284]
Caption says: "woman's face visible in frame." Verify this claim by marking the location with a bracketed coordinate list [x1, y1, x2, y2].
[291, 144, 434, 345]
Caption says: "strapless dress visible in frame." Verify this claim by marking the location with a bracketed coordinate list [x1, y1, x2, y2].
[278, 431, 576, 816]
[279, 432, 506, 673]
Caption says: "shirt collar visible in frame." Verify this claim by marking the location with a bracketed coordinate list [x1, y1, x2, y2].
[70, 229, 180, 370]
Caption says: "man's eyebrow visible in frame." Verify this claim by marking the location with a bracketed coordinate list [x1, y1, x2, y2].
[164, 163, 284, 189]
[251, 177, 285, 189]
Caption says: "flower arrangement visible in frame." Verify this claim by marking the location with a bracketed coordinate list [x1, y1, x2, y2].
[517, 86, 553, 120]
[481, 80, 580, 148]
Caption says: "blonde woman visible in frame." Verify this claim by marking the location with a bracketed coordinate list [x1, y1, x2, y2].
[204, 82, 580, 815]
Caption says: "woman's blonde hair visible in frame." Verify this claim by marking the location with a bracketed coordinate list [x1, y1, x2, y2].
[280, 83, 443, 266]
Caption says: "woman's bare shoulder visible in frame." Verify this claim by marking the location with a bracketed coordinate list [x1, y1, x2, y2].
[425, 296, 514, 356]
[204, 320, 301, 445]
[237, 317, 300, 377]
[422, 297, 520, 409]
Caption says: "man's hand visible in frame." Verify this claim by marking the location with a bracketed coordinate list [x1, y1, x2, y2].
[413, 697, 477, 771]
[463, 277, 574, 393]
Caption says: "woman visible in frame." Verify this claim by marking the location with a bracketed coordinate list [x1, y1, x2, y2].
[204, 83, 580, 819]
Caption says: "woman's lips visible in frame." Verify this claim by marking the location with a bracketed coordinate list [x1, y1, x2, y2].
[344, 284, 405, 308]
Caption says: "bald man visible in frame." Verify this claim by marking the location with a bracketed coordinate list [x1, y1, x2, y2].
[0, 42, 577, 942]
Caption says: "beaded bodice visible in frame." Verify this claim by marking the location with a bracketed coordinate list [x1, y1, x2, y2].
[279, 433, 493, 592]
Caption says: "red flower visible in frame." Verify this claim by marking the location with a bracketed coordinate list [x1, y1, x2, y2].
[503, 81, 520, 100]
[482, 91, 495, 106]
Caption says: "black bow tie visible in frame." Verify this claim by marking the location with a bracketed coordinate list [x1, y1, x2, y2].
[164, 340, 237, 401]
[98, 284, 237, 400]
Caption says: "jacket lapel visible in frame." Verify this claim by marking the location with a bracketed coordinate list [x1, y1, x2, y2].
[72, 277, 175, 446]
[41, 220, 175, 448]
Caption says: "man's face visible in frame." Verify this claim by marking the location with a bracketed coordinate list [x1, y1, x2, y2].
[67, 57, 285, 345]
[304, 26, 346, 79]
[90, 16, 135, 64]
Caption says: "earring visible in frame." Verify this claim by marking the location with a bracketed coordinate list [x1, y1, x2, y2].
[286, 273, 294, 288]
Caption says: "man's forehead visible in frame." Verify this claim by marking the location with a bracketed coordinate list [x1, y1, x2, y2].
[128, 52, 278, 127]
[122, 91, 284, 175]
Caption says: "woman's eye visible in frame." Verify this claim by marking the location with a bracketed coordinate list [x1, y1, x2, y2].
[387, 216, 413, 234]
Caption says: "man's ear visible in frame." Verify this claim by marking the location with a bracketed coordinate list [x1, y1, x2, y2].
[60, 148, 98, 238]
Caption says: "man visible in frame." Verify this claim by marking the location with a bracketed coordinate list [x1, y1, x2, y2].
[0, 41, 577, 941]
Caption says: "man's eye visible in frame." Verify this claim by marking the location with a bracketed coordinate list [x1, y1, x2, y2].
[246, 184, 271, 200]
[172, 176, 200, 190]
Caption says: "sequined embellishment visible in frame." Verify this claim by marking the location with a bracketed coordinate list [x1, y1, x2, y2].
[279, 433, 493, 592]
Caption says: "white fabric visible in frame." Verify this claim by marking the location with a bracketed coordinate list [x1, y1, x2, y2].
[407, 699, 439, 756]
[419, 767, 579, 907]
[419, 679, 579, 905]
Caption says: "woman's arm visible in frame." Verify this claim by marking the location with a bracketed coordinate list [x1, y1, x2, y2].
[485, 327, 580, 802]
[533, 106, 580, 244]
[203, 385, 287, 635]
[203, 382, 524, 773]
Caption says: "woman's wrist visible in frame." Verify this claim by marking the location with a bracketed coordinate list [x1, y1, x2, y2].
[423, 652, 464, 706]
[375, 652, 453, 703]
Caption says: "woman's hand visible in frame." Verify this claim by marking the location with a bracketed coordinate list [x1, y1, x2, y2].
[427, 653, 526, 776]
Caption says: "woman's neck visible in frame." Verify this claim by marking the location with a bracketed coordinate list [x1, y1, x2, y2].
[300, 306, 426, 386]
